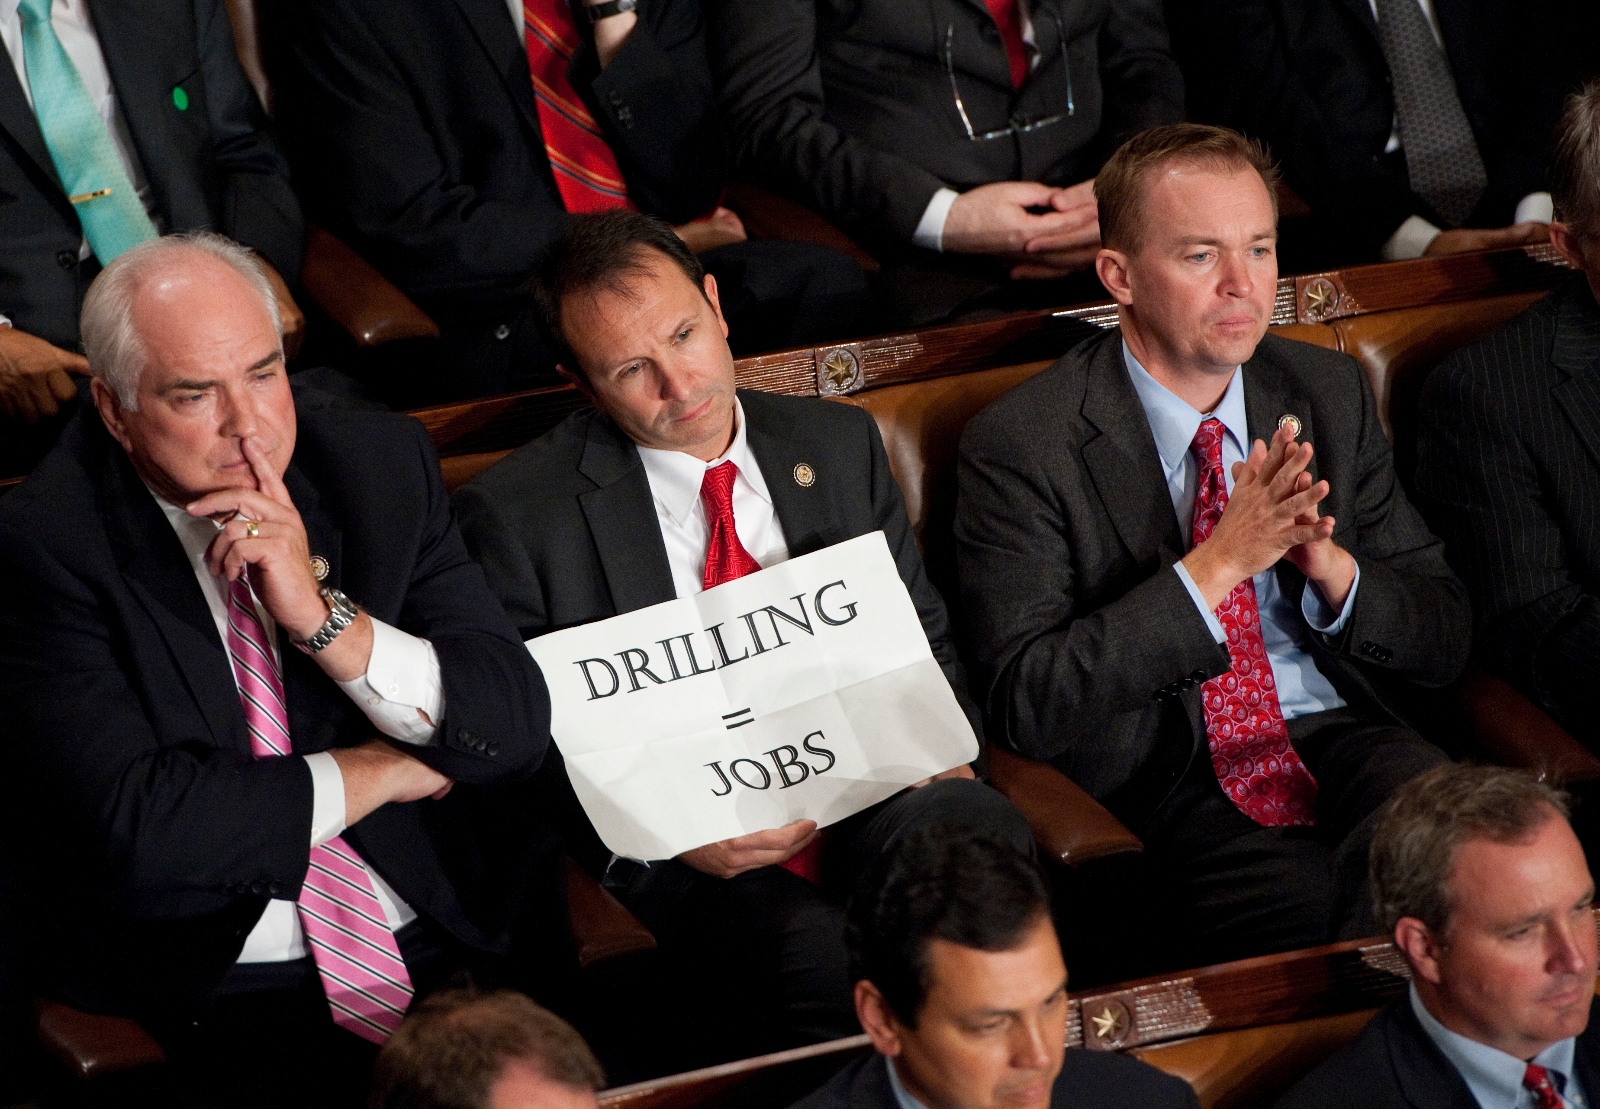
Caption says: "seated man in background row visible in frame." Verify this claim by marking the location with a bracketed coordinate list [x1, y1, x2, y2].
[279, 0, 872, 410]
[791, 826, 1199, 1109]
[1414, 83, 1600, 755]
[0, 0, 304, 475]
[1276, 763, 1598, 1108]
[371, 988, 605, 1109]
[957, 124, 1469, 969]
[708, 0, 1184, 326]
[455, 210, 1032, 1064]
[0, 233, 557, 1108]
[1167, 0, 1577, 269]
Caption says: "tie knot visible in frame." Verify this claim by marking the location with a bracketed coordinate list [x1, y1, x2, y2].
[1524, 1063, 1562, 1108]
[16, 0, 50, 24]
[1191, 417, 1225, 465]
[700, 461, 738, 517]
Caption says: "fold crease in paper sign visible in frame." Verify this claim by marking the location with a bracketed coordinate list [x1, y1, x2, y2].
[526, 531, 978, 860]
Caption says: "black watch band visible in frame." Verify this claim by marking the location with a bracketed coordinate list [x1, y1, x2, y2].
[584, 0, 637, 21]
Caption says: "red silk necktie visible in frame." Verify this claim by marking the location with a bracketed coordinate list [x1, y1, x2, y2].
[1190, 419, 1319, 828]
[225, 574, 414, 1044]
[523, 0, 634, 212]
[984, 0, 1029, 88]
[699, 461, 823, 883]
[1524, 1064, 1565, 1109]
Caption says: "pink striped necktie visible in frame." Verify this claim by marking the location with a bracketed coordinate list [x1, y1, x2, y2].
[224, 574, 414, 1044]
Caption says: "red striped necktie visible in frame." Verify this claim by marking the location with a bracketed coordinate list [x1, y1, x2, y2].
[523, 0, 635, 212]
[699, 462, 823, 884]
[1524, 1064, 1565, 1109]
[225, 574, 414, 1044]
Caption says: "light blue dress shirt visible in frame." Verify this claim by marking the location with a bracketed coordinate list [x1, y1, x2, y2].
[886, 1057, 932, 1109]
[1411, 985, 1587, 1109]
[1122, 343, 1356, 720]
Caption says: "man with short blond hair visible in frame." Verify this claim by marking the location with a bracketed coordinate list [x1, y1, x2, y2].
[1275, 764, 1599, 1108]
[956, 123, 1468, 966]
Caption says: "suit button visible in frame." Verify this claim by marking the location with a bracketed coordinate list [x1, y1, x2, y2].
[1182, 678, 1195, 689]
[460, 729, 478, 744]
[1189, 670, 1207, 681]
[268, 882, 282, 896]
[56, 250, 76, 269]
[493, 323, 511, 340]
[250, 881, 266, 895]
[486, 742, 500, 757]
[1153, 689, 1168, 703]
[608, 90, 624, 105]
[616, 105, 633, 127]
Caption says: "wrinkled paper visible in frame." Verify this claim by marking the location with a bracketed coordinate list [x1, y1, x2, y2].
[526, 532, 979, 860]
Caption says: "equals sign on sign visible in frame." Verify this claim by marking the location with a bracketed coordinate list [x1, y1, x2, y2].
[722, 708, 754, 730]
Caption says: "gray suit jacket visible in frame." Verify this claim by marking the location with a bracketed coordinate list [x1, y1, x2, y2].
[954, 327, 1469, 822]
[1414, 279, 1600, 748]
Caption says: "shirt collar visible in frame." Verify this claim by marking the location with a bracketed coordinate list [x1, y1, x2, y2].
[885, 1057, 933, 1109]
[1122, 340, 1248, 475]
[1410, 984, 1581, 1107]
[635, 396, 772, 527]
[2, 0, 82, 24]
[147, 485, 224, 565]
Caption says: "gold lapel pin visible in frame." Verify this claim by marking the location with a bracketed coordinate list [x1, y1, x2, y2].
[1277, 414, 1302, 439]
[309, 555, 330, 581]
[793, 463, 816, 487]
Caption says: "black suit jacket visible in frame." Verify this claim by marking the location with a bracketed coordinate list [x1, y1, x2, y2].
[790, 1048, 1199, 1109]
[1167, 0, 1575, 261]
[954, 328, 1469, 825]
[0, 0, 302, 349]
[1275, 995, 1600, 1109]
[0, 399, 553, 1026]
[454, 390, 982, 863]
[1414, 279, 1600, 748]
[709, 0, 1183, 248]
[278, 0, 726, 327]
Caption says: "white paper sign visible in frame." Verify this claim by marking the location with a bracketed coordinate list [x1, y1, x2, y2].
[526, 532, 979, 860]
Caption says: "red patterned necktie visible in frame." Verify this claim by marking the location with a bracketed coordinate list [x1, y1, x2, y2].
[984, 0, 1029, 88]
[1524, 1064, 1565, 1109]
[523, 0, 635, 212]
[225, 573, 415, 1044]
[1190, 419, 1319, 828]
[699, 462, 823, 883]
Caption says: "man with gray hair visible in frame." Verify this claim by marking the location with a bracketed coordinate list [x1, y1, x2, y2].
[1275, 763, 1599, 1108]
[1416, 82, 1600, 753]
[0, 231, 559, 1106]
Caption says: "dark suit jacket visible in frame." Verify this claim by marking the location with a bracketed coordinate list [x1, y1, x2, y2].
[790, 1047, 1199, 1109]
[1167, 0, 1575, 261]
[1274, 995, 1600, 1109]
[709, 0, 1183, 248]
[0, 399, 553, 1028]
[278, 0, 726, 327]
[1414, 279, 1600, 748]
[454, 390, 981, 861]
[954, 328, 1469, 825]
[0, 0, 302, 349]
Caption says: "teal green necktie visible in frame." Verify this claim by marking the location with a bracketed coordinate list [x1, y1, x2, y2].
[17, 0, 157, 264]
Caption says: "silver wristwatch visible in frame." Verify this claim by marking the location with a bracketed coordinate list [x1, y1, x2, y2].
[294, 588, 357, 654]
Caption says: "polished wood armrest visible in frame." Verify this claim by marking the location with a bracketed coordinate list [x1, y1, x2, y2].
[722, 183, 881, 275]
[1457, 667, 1600, 784]
[566, 858, 657, 970]
[299, 224, 441, 348]
[35, 999, 166, 1080]
[984, 746, 1143, 866]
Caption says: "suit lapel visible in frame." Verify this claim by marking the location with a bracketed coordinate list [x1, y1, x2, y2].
[1336, 0, 1380, 41]
[97, 432, 244, 751]
[1549, 283, 1600, 473]
[0, 34, 62, 194]
[1080, 335, 1184, 568]
[1388, 1000, 1488, 1109]
[88, 0, 187, 216]
[742, 394, 846, 559]
[576, 414, 677, 614]
[449, 0, 543, 144]
[278, 464, 343, 754]
[1571, 998, 1600, 1100]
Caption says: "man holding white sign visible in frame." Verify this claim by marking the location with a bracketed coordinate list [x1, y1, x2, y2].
[456, 210, 1030, 1059]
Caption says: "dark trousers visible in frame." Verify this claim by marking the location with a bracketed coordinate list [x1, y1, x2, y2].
[1141, 708, 1447, 967]
[602, 778, 1032, 1063]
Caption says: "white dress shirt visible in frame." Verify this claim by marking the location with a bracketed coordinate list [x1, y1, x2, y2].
[635, 397, 791, 598]
[0, 0, 159, 265]
[151, 490, 445, 962]
[1122, 344, 1357, 720]
[1364, 0, 1551, 260]
[1411, 984, 1587, 1108]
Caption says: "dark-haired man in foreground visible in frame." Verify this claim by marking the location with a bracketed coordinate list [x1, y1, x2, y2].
[791, 827, 1198, 1109]
[455, 209, 1031, 1060]
[1275, 763, 1598, 1108]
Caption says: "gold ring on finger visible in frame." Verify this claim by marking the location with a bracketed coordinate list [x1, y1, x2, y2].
[244, 520, 260, 539]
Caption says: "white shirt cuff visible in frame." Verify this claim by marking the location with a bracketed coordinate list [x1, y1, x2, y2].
[1174, 562, 1226, 644]
[1381, 215, 1443, 262]
[1302, 562, 1361, 634]
[912, 188, 960, 252]
[1515, 192, 1554, 225]
[304, 751, 347, 848]
[0, 316, 11, 328]
[336, 617, 444, 745]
